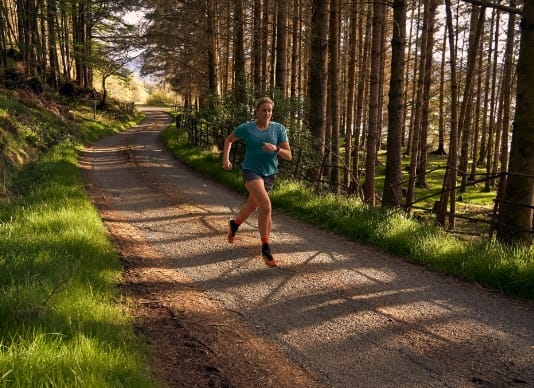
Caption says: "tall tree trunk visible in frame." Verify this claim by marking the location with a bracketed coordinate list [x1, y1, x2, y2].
[328, 0, 340, 191]
[344, 0, 358, 188]
[72, 0, 85, 85]
[233, 0, 247, 105]
[17, 0, 39, 77]
[477, 9, 496, 168]
[497, 0, 534, 245]
[253, 0, 263, 93]
[352, 5, 370, 187]
[416, 0, 437, 189]
[402, 3, 417, 149]
[275, 0, 288, 97]
[497, 3, 516, 176]
[0, 0, 11, 67]
[406, 0, 431, 204]
[207, 0, 219, 106]
[376, 9, 387, 153]
[308, 0, 329, 174]
[383, 0, 406, 208]
[269, 2, 277, 91]
[38, 1, 47, 80]
[405, 2, 423, 157]
[363, 0, 385, 206]
[459, 6, 485, 192]
[469, 35, 484, 181]
[436, 0, 460, 228]
[484, 10, 501, 192]
[261, 0, 270, 92]
[290, 1, 299, 100]
[434, 30, 447, 156]
[47, 0, 59, 88]
[222, 7, 231, 96]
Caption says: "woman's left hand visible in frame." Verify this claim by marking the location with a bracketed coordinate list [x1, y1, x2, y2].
[262, 142, 277, 153]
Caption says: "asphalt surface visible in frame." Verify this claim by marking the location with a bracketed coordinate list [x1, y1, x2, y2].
[83, 107, 534, 387]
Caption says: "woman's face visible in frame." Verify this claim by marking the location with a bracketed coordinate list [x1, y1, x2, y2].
[256, 103, 273, 121]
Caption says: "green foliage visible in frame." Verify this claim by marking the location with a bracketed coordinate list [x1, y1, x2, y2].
[146, 89, 174, 106]
[163, 126, 534, 301]
[163, 127, 245, 193]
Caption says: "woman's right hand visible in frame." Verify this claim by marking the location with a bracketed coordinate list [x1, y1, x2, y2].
[222, 159, 233, 171]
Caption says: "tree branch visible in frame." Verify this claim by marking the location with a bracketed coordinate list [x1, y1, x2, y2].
[461, 0, 522, 15]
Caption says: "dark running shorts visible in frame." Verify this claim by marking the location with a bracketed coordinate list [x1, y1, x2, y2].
[242, 169, 277, 192]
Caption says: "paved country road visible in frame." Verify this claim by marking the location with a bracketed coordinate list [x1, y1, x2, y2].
[80, 107, 534, 387]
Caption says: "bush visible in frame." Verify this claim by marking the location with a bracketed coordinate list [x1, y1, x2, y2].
[26, 77, 44, 94]
[4, 68, 24, 90]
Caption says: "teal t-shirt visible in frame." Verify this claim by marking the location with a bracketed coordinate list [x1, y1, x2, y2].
[233, 121, 288, 176]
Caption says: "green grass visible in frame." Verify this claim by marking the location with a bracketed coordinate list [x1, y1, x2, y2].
[0, 97, 155, 387]
[164, 126, 534, 301]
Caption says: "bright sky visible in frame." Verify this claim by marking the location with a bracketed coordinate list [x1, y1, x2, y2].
[123, 11, 144, 25]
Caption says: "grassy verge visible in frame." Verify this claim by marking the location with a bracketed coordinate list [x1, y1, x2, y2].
[163, 126, 534, 301]
[0, 102, 155, 386]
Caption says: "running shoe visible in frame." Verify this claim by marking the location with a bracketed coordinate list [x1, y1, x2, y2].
[261, 243, 277, 267]
[228, 219, 239, 243]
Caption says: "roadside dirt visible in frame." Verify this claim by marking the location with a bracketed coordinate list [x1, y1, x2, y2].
[80, 108, 534, 388]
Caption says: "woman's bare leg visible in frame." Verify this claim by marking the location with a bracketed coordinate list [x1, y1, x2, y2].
[236, 194, 258, 223]
[243, 178, 272, 239]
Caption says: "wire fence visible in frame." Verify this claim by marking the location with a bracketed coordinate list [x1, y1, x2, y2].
[175, 112, 533, 239]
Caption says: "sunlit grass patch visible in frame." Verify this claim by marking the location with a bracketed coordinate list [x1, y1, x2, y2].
[0, 107, 154, 386]
[0, 330, 149, 387]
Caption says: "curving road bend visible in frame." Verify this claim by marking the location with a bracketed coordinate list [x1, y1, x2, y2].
[81, 107, 534, 387]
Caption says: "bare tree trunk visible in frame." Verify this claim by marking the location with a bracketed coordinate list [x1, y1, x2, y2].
[344, 0, 358, 188]
[261, 0, 270, 92]
[469, 35, 484, 181]
[433, 30, 447, 156]
[407, 0, 431, 204]
[416, 0, 438, 189]
[376, 8, 387, 153]
[497, 0, 534, 245]
[383, 0, 406, 208]
[47, 0, 59, 88]
[308, 0, 329, 171]
[484, 10, 500, 192]
[207, 0, 219, 105]
[269, 2, 277, 91]
[363, 0, 385, 206]
[38, 1, 46, 80]
[437, 0, 460, 228]
[328, 0, 340, 191]
[290, 0, 299, 100]
[497, 3, 516, 175]
[233, 0, 247, 105]
[352, 3, 370, 186]
[253, 0, 263, 93]
[459, 6, 485, 192]
[72, 0, 86, 85]
[221, 6, 232, 96]
[405, 2, 423, 157]
[59, 4, 72, 82]
[0, 0, 11, 67]
[275, 0, 288, 96]
[402, 3, 416, 149]
[477, 9, 496, 167]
